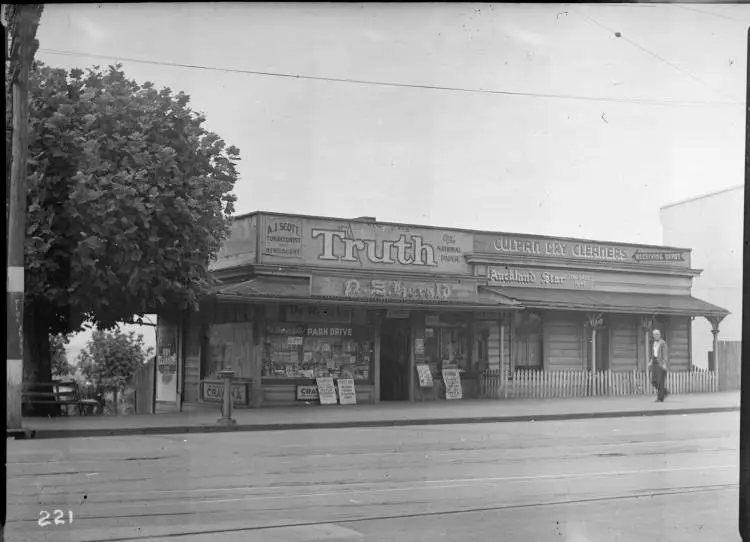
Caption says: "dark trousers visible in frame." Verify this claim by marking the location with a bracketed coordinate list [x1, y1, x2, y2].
[651, 363, 667, 401]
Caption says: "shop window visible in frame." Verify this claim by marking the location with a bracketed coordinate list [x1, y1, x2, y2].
[475, 327, 490, 372]
[262, 323, 373, 382]
[207, 323, 253, 379]
[424, 326, 467, 375]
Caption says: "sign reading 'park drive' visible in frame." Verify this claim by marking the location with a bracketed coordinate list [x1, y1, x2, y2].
[260, 214, 472, 274]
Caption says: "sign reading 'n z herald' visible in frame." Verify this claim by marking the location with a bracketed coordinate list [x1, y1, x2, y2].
[261, 214, 472, 274]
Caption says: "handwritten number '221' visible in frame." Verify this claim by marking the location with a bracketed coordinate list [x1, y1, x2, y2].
[38, 510, 73, 527]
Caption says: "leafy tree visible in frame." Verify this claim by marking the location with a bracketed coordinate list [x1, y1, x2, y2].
[78, 329, 153, 392]
[50, 334, 74, 377]
[21, 62, 239, 387]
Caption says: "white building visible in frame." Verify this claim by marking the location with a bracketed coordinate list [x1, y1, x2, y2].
[660, 185, 743, 369]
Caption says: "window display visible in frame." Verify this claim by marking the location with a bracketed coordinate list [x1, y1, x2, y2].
[424, 326, 467, 376]
[262, 323, 373, 382]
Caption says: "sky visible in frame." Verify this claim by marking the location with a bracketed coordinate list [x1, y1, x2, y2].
[32, 3, 749, 360]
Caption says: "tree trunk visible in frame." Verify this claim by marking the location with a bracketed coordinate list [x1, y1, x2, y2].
[23, 301, 54, 416]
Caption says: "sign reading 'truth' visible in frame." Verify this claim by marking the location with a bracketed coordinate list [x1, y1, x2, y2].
[261, 215, 472, 274]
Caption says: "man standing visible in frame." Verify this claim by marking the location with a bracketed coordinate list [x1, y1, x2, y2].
[651, 329, 669, 402]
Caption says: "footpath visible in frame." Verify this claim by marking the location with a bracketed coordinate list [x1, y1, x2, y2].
[8, 391, 740, 440]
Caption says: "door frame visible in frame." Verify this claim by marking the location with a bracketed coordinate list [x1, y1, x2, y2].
[380, 318, 411, 401]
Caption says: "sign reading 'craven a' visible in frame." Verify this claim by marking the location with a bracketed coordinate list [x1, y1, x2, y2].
[311, 276, 478, 303]
[260, 214, 472, 273]
[474, 234, 691, 268]
[201, 382, 249, 405]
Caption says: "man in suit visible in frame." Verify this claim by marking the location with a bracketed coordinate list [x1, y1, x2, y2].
[651, 329, 669, 402]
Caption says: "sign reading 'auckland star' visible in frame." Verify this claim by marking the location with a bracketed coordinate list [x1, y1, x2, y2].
[261, 215, 473, 274]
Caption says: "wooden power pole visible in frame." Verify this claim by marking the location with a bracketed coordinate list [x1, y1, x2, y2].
[5, 4, 43, 430]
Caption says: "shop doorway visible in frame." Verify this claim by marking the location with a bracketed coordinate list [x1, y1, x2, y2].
[513, 312, 544, 371]
[380, 318, 411, 401]
[587, 327, 610, 372]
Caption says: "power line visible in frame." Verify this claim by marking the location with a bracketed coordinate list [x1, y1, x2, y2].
[36, 48, 742, 109]
[673, 4, 750, 24]
[572, 7, 740, 104]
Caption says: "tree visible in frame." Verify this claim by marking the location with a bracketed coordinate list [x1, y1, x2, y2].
[50, 333, 74, 377]
[22, 62, 239, 388]
[78, 329, 153, 392]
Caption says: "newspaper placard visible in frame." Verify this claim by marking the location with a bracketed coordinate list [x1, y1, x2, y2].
[337, 379, 357, 405]
[442, 369, 463, 400]
[296, 384, 319, 401]
[316, 377, 338, 405]
[416, 364, 434, 388]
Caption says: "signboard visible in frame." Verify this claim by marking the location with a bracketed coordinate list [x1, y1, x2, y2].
[201, 381, 249, 405]
[416, 364, 434, 388]
[414, 338, 425, 355]
[386, 309, 410, 319]
[296, 384, 320, 402]
[311, 276, 478, 303]
[212, 214, 258, 270]
[260, 214, 473, 274]
[262, 217, 304, 259]
[486, 265, 692, 294]
[285, 305, 353, 324]
[305, 326, 354, 337]
[157, 347, 177, 376]
[337, 379, 357, 405]
[474, 234, 691, 269]
[316, 377, 338, 405]
[442, 369, 463, 400]
[265, 324, 307, 336]
[156, 324, 179, 404]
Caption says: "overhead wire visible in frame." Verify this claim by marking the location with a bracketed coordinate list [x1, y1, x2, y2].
[672, 4, 750, 24]
[36, 48, 742, 109]
[571, 7, 740, 104]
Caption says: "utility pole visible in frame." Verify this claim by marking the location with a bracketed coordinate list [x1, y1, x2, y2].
[5, 4, 43, 430]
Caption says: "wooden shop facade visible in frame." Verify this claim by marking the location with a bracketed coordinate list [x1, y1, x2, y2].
[155, 212, 729, 409]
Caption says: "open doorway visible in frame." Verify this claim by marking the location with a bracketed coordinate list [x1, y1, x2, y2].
[587, 327, 610, 372]
[379, 318, 411, 401]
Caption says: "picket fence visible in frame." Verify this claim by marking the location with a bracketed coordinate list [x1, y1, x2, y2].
[479, 368, 718, 400]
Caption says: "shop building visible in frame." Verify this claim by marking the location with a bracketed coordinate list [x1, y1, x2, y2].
[660, 185, 743, 369]
[156, 212, 729, 409]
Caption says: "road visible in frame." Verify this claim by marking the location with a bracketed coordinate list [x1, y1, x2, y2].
[6, 411, 741, 542]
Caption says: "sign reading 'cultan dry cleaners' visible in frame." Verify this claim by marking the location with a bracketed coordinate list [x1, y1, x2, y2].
[261, 214, 472, 274]
[474, 234, 691, 269]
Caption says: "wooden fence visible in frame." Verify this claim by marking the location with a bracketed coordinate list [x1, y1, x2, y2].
[479, 368, 718, 400]
[129, 359, 156, 414]
[718, 341, 741, 391]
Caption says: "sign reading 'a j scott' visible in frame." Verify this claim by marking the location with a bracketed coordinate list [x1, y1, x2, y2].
[261, 214, 472, 274]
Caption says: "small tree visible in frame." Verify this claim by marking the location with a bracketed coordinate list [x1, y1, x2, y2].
[78, 329, 152, 393]
[50, 333, 74, 377]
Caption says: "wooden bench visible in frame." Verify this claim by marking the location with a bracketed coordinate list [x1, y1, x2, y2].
[22, 381, 100, 417]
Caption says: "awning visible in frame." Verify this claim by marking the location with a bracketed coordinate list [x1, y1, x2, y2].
[214, 276, 310, 300]
[485, 287, 730, 319]
[211, 277, 523, 311]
